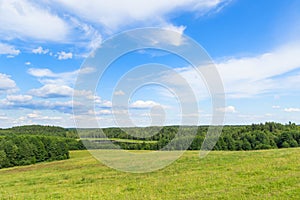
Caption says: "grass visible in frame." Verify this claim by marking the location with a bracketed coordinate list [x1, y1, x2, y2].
[0, 148, 299, 199]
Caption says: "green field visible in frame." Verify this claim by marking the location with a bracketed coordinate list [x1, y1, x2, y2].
[0, 148, 299, 199]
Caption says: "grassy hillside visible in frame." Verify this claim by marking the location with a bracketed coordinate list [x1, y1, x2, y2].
[0, 148, 299, 199]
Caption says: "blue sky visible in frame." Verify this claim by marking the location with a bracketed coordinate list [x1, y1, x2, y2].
[0, 0, 300, 127]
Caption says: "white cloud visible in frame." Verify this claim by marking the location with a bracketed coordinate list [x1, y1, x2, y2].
[0, 115, 8, 120]
[0, 0, 230, 59]
[114, 90, 125, 96]
[90, 109, 112, 115]
[6, 95, 32, 102]
[272, 105, 280, 109]
[158, 42, 300, 100]
[27, 68, 56, 77]
[28, 68, 76, 86]
[0, 0, 69, 42]
[27, 111, 39, 119]
[136, 25, 187, 46]
[217, 106, 236, 113]
[52, 0, 229, 31]
[29, 84, 74, 98]
[0, 73, 18, 92]
[27, 67, 96, 88]
[32, 46, 49, 54]
[284, 108, 300, 112]
[130, 100, 160, 109]
[25, 61, 31, 65]
[161, 24, 186, 46]
[68, 16, 102, 54]
[0, 42, 20, 56]
[101, 100, 112, 108]
[78, 67, 96, 74]
[57, 51, 73, 60]
[216, 42, 300, 98]
[27, 67, 100, 103]
[27, 111, 62, 120]
[0, 0, 229, 57]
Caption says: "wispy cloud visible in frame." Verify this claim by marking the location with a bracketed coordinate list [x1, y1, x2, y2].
[158, 42, 300, 99]
[0, 0, 230, 56]
[50, 0, 230, 31]
[0, 0, 69, 41]
[27, 68, 78, 86]
[0, 98, 76, 114]
[217, 42, 300, 98]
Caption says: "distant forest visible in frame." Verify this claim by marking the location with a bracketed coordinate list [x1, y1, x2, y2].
[79, 122, 300, 151]
[0, 122, 299, 169]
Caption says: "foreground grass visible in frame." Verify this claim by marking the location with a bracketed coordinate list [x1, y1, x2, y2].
[0, 148, 299, 200]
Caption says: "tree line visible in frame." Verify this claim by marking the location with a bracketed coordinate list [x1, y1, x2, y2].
[0, 122, 299, 169]
[0, 125, 84, 169]
[80, 122, 300, 151]
[0, 135, 69, 169]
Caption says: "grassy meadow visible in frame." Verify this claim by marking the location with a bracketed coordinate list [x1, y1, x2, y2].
[0, 148, 299, 199]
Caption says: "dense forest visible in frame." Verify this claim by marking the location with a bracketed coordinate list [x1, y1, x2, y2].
[0, 135, 69, 168]
[0, 125, 84, 169]
[0, 122, 299, 169]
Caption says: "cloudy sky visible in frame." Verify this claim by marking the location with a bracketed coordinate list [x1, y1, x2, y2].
[0, 0, 300, 127]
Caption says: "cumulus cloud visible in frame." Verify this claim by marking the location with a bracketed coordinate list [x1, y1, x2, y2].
[0, 42, 20, 56]
[32, 46, 49, 54]
[29, 84, 74, 98]
[27, 68, 56, 77]
[6, 95, 32, 102]
[0, 73, 18, 93]
[0, 0, 230, 57]
[57, 51, 73, 60]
